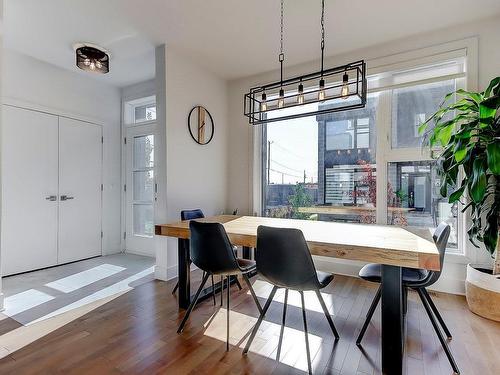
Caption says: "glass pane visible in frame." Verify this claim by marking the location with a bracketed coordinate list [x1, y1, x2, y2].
[133, 135, 154, 169]
[326, 120, 354, 150]
[263, 104, 320, 219]
[133, 170, 154, 201]
[134, 104, 157, 123]
[262, 94, 379, 224]
[133, 204, 154, 236]
[392, 80, 455, 148]
[387, 161, 458, 249]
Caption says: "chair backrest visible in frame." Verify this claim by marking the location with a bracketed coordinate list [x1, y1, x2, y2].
[256, 225, 319, 291]
[426, 222, 451, 286]
[189, 221, 239, 275]
[181, 209, 204, 221]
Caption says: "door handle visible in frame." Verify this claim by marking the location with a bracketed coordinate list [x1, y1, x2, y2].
[45, 195, 57, 201]
[60, 195, 74, 201]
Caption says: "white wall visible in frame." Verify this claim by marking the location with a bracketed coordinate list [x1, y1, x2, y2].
[155, 46, 229, 280]
[226, 15, 500, 294]
[2, 49, 122, 254]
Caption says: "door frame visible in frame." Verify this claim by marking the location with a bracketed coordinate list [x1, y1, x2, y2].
[122, 122, 157, 256]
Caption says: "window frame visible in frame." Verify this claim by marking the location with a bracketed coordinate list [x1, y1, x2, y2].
[253, 38, 478, 261]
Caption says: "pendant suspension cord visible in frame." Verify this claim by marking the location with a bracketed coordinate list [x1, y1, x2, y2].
[320, 0, 325, 75]
[279, 0, 284, 85]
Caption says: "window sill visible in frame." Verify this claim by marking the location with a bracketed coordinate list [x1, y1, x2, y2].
[444, 251, 471, 265]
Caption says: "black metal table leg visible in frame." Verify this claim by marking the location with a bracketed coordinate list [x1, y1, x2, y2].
[178, 238, 191, 309]
[381, 265, 404, 375]
[242, 246, 251, 259]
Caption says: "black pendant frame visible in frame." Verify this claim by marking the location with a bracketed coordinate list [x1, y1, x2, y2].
[244, 60, 367, 125]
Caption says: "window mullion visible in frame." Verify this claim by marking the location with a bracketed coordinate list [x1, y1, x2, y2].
[376, 90, 392, 224]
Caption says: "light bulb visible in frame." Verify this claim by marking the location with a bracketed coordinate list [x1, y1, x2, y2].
[84, 58, 91, 66]
[89, 61, 96, 70]
[278, 88, 285, 108]
[261, 92, 267, 111]
[96, 61, 102, 69]
[318, 78, 325, 101]
[341, 72, 349, 99]
[297, 83, 304, 104]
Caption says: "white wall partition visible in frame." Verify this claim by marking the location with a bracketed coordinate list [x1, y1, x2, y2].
[155, 46, 229, 280]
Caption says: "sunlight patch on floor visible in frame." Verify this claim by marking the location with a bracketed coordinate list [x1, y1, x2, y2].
[28, 266, 154, 325]
[45, 264, 126, 293]
[249, 279, 336, 315]
[203, 308, 323, 373]
[4, 289, 55, 317]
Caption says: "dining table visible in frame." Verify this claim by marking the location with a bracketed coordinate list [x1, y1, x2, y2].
[155, 215, 440, 375]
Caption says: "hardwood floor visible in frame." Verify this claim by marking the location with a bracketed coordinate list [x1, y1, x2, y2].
[0, 271, 499, 374]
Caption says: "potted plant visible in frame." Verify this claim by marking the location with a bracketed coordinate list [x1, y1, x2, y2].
[419, 77, 500, 321]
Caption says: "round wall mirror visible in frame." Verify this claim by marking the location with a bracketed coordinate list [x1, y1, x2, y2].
[188, 106, 214, 145]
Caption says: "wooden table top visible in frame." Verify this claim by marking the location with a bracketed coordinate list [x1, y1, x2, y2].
[155, 215, 440, 271]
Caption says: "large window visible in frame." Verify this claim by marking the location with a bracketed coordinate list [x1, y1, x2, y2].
[261, 58, 466, 253]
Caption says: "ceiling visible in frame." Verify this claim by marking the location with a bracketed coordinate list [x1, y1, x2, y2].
[5, 0, 500, 87]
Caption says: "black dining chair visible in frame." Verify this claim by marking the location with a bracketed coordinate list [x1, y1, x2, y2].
[356, 222, 460, 374]
[177, 221, 263, 351]
[243, 226, 339, 375]
[173, 209, 242, 303]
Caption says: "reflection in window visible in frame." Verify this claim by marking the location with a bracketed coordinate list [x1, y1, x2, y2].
[392, 80, 455, 148]
[387, 161, 458, 249]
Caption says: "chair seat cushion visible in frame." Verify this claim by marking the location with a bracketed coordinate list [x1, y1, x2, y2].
[359, 263, 429, 285]
[237, 258, 256, 272]
[316, 270, 334, 288]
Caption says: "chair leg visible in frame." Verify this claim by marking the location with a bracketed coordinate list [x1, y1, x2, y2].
[421, 288, 452, 339]
[315, 290, 339, 340]
[243, 286, 278, 355]
[211, 275, 216, 306]
[276, 289, 288, 361]
[171, 281, 179, 295]
[417, 289, 460, 374]
[300, 291, 313, 375]
[356, 285, 381, 345]
[177, 272, 210, 334]
[226, 275, 230, 351]
[220, 276, 224, 306]
[242, 273, 263, 314]
[235, 277, 243, 290]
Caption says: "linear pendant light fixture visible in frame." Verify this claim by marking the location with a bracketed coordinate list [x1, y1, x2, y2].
[244, 0, 367, 125]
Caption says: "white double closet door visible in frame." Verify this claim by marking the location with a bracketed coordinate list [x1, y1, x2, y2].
[1, 106, 102, 275]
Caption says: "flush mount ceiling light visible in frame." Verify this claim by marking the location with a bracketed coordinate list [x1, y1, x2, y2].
[74, 43, 110, 74]
[244, 0, 367, 125]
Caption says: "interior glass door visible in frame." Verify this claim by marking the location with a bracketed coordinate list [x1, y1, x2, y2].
[126, 124, 155, 255]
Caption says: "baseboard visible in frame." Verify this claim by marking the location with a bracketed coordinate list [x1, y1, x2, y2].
[157, 256, 466, 296]
[124, 249, 155, 258]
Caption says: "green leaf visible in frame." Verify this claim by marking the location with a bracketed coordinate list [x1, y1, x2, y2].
[479, 95, 499, 128]
[484, 77, 500, 97]
[449, 184, 466, 203]
[440, 180, 448, 198]
[438, 124, 454, 146]
[454, 140, 468, 163]
[456, 89, 483, 104]
[483, 203, 499, 255]
[486, 142, 500, 175]
[469, 158, 487, 203]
